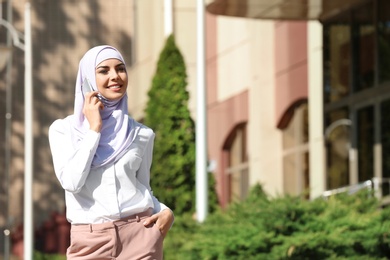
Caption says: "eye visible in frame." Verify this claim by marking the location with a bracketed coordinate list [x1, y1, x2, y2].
[117, 66, 126, 73]
[97, 69, 109, 74]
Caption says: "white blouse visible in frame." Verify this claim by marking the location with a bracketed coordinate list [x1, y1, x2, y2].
[48, 117, 169, 224]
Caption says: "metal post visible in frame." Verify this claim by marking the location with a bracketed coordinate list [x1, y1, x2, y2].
[23, 2, 33, 260]
[4, 0, 13, 258]
[164, 0, 173, 37]
[196, 0, 207, 222]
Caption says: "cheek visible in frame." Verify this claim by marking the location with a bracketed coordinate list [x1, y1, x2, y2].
[95, 77, 107, 91]
[121, 78, 129, 90]
[121, 74, 128, 84]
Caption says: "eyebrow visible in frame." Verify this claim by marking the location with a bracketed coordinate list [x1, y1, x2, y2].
[96, 63, 125, 70]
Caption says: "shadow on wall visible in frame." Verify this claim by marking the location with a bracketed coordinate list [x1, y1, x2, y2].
[0, 0, 134, 256]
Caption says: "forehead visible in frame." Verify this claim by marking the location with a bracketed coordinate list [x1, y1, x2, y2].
[96, 58, 123, 67]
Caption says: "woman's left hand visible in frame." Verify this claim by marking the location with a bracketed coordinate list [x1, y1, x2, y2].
[143, 209, 174, 237]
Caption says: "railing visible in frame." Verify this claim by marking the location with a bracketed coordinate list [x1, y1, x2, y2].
[321, 177, 390, 201]
[371, 177, 390, 198]
[322, 180, 373, 198]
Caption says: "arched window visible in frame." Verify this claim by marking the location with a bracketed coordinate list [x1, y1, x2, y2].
[282, 103, 310, 197]
[224, 123, 248, 203]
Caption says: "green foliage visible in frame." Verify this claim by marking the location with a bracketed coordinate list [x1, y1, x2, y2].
[163, 184, 390, 259]
[33, 251, 66, 260]
[163, 213, 201, 260]
[208, 172, 219, 214]
[144, 34, 195, 214]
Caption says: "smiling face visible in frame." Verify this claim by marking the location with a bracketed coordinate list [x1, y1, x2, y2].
[95, 58, 128, 101]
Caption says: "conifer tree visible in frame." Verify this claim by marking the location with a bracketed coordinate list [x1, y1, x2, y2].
[144, 35, 196, 214]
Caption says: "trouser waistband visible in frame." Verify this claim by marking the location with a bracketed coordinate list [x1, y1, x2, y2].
[71, 208, 153, 232]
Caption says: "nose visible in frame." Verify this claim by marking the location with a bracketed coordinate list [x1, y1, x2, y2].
[110, 70, 120, 80]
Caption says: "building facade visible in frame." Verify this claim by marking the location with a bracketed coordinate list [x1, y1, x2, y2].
[206, 0, 390, 204]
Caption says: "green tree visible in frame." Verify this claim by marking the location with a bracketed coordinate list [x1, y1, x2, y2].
[144, 35, 196, 214]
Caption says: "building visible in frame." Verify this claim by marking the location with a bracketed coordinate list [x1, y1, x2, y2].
[205, 0, 390, 205]
[0, 0, 389, 255]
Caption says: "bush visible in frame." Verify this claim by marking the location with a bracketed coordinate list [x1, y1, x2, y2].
[163, 185, 390, 259]
[33, 251, 66, 260]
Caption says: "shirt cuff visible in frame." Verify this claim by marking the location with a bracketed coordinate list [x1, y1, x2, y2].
[85, 130, 101, 149]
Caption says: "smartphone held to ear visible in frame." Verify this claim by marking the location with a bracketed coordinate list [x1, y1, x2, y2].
[81, 78, 109, 105]
[82, 78, 95, 97]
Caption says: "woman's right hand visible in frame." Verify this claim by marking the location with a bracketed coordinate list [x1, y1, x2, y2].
[83, 91, 103, 132]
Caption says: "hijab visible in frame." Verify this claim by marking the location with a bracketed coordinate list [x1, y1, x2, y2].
[69, 45, 139, 168]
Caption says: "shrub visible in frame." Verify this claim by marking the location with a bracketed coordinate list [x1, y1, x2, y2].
[163, 184, 390, 259]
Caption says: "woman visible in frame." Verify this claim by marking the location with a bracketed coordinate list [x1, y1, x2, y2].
[49, 45, 174, 259]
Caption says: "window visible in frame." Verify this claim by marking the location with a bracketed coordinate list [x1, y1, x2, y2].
[323, 0, 390, 193]
[381, 100, 390, 195]
[353, 3, 375, 92]
[357, 106, 374, 182]
[378, 0, 390, 84]
[323, 1, 375, 103]
[282, 103, 309, 197]
[324, 25, 351, 103]
[225, 123, 248, 203]
[325, 108, 350, 190]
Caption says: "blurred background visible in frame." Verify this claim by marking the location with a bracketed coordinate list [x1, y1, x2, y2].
[1, 0, 390, 258]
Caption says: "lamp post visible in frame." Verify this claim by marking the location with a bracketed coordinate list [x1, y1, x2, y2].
[0, 2, 33, 260]
[196, 0, 208, 223]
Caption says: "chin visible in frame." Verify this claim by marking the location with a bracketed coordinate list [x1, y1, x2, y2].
[112, 94, 126, 101]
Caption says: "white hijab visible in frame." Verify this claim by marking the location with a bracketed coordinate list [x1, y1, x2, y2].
[69, 45, 139, 168]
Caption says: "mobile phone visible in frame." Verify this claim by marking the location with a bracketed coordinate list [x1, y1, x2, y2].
[81, 78, 94, 97]
[81, 78, 109, 105]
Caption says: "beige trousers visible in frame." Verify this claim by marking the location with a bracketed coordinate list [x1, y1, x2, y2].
[66, 209, 164, 260]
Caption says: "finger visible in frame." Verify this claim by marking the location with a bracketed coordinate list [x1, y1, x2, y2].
[91, 96, 100, 104]
[85, 91, 94, 99]
[99, 102, 104, 110]
[143, 215, 157, 226]
[160, 227, 168, 238]
[86, 91, 99, 102]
